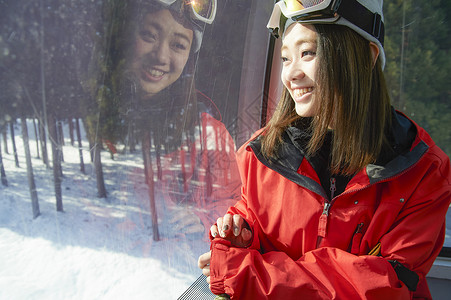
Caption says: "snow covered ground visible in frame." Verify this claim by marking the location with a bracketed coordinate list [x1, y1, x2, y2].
[0, 120, 210, 300]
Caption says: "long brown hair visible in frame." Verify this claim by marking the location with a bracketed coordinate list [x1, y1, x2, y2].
[261, 24, 392, 175]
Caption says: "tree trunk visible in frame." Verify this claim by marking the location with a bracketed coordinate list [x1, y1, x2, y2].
[153, 131, 163, 180]
[142, 132, 160, 241]
[57, 120, 64, 163]
[75, 118, 85, 173]
[89, 140, 94, 162]
[2, 126, 9, 154]
[21, 116, 40, 218]
[48, 115, 63, 212]
[0, 137, 8, 186]
[94, 141, 107, 198]
[10, 121, 19, 168]
[128, 123, 136, 153]
[38, 117, 49, 168]
[33, 118, 40, 159]
[68, 118, 74, 146]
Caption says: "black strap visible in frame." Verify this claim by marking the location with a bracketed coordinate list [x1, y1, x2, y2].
[388, 260, 420, 291]
[336, 0, 385, 45]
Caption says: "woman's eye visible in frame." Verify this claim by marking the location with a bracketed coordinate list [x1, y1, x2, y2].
[302, 51, 316, 58]
[173, 42, 188, 51]
[139, 30, 156, 42]
[281, 56, 289, 62]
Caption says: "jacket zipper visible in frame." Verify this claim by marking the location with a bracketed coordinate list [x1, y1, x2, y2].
[318, 178, 335, 238]
[315, 150, 426, 247]
[350, 222, 365, 254]
[330, 177, 336, 200]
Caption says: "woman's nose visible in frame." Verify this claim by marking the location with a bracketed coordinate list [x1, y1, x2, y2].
[286, 62, 305, 81]
[151, 41, 170, 65]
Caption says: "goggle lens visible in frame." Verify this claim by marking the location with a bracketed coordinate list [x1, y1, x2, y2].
[186, 0, 215, 22]
[282, 0, 331, 17]
[284, 0, 330, 12]
[284, 0, 305, 12]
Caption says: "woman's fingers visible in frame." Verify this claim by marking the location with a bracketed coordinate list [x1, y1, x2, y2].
[241, 228, 252, 243]
[211, 214, 253, 247]
[184, 223, 204, 234]
[198, 251, 211, 269]
[216, 217, 224, 236]
[232, 214, 244, 236]
[198, 252, 212, 287]
[202, 265, 210, 277]
[210, 224, 219, 238]
[220, 214, 233, 238]
[171, 212, 200, 229]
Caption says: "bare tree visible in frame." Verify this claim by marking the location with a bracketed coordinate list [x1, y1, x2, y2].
[38, 117, 49, 168]
[142, 131, 159, 241]
[75, 118, 85, 174]
[21, 116, 40, 218]
[9, 121, 19, 167]
[48, 115, 63, 212]
[32, 118, 40, 159]
[94, 141, 107, 198]
[1, 127, 8, 155]
[0, 135, 7, 186]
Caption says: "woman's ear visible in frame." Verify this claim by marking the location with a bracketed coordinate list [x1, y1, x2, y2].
[369, 42, 380, 67]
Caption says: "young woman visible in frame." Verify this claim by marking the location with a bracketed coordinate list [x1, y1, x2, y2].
[198, 0, 451, 298]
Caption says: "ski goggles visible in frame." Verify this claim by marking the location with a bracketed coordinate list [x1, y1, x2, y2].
[267, 0, 384, 45]
[156, 0, 217, 24]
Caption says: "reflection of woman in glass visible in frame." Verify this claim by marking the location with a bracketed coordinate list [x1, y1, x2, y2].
[119, 0, 240, 246]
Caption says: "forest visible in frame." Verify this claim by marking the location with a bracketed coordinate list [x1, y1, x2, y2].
[0, 0, 450, 222]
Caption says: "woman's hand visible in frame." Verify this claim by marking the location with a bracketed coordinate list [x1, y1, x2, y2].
[198, 251, 231, 299]
[198, 251, 211, 286]
[169, 207, 204, 234]
[211, 213, 252, 248]
[198, 214, 251, 297]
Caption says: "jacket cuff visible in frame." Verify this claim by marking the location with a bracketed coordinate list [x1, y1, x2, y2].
[210, 239, 233, 295]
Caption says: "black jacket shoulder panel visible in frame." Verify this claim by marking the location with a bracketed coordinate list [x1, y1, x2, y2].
[367, 110, 427, 184]
[367, 140, 429, 184]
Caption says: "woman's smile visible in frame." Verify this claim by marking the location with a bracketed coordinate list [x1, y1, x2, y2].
[141, 67, 166, 82]
[292, 87, 314, 102]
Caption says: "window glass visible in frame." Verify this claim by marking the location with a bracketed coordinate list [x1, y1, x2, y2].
[383, 0, 451, 253]
[0, 0, 272, 298]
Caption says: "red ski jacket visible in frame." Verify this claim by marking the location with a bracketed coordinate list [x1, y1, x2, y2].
[209, 111, 451, 299]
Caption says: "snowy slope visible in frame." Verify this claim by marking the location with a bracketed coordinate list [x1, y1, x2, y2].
[0, 120, 208, 300]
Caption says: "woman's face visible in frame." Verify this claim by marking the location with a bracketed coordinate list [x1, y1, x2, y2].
[281, 23, 318, 117]
[132, 9, 194, 98]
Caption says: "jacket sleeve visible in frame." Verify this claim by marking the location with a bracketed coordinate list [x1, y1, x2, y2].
[209, 143, 451, 300]
[210, 241, 409, 299]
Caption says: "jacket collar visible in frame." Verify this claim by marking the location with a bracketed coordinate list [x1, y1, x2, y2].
[367, 109, 428, 184]
[248, 108, 429, 189]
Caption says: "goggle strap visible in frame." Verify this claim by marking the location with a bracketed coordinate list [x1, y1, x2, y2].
[335, 0, 384, 45]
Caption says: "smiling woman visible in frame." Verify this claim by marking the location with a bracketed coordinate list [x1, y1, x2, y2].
[198, 1, 451, 299]
[131, 9, 194, 98]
